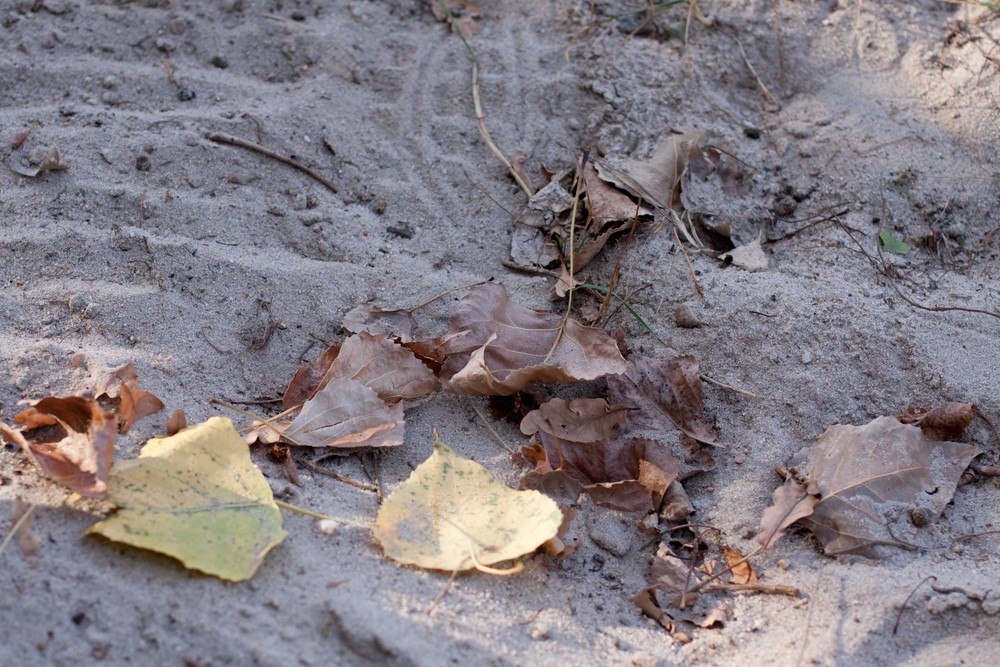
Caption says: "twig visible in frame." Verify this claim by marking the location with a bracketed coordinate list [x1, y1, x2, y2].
[700, 373, 761, 400]
[468, 399, 515, 454]
[735, 37, 779, 109]
[273, 500, 364, 528]
[501, 260, 561, 278]
[672, 222, 703, 298]
[295, 457, 378, 493]
[472, 64, 533, 198]
[206, 132, 340, 194]
[763, 208, 850, 244]
[0, 503, 35, 559]
[426, 566, 461, 616]
[893, 575, 936, 635]
[703, 583, 799, 597]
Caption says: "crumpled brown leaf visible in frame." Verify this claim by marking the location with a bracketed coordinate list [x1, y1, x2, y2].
[522, 433, 680, 512]
[342, 304, 417, 343]
[719, 234, 768, 271]
[633, 543, 731, 637]
[757, 415, 980, 555]
[519, 397, 626, 443]
[8, 145, 68, 178]
[594, 129, 704, 210]
[582, 162, 651, 224]
[897, 402, 975, 442]
[282, 379, 404, 449]
[1, 396, 117, 498]
[428, 0, 481, 36]
[607, 356, 718, 475]
[283, 332, 439, 409]
[430, 283, 627, 395]
[99, 363, 165, 433]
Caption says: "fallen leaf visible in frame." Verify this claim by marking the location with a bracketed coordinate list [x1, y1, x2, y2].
[634, 543, 731, 635]
[607, 356, 718, 474]
[526, 434, 680, 512]
[428, 0, 481, 36]
[1, 396, 117, 498]
[282, 378, 404, 450]
[283, 333, 438, 408]
[519, 397, 627, 443]
[719, 234, 768, 271]
[7, 144, 68, 178]
[11, 497, 40, 567]
[342, 304, 417, 343]
[898, 402, 974, 442]
[582, 162, 650, 223]
[723, 546, 757, 585]
[88, 417, 287, 581]
[765, 416, 980, 555]
[879, 229, 910, 254]
[755, 474, 818, 550]
[594, 129, 704, 210]
[165, 408, 186, 436]
[432, 283, 627, 395]
[373, 434, 563, 571]
[100, 363, 165, 433]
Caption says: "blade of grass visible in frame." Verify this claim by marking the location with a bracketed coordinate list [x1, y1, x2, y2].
[576, 283, 672, 349]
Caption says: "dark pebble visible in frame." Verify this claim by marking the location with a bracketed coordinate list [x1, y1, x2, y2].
[177, 87, 196, 102]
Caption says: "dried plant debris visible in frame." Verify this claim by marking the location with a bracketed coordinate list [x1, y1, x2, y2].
[428, 283, 627, 395]
[98, 363, 165, 433]
[89, 417, 286, 582]
[374, 434, 563, 572]
[519, 397, 627, 443]
[594, 129, 704, 211]
[719, 234, 768, 271]
[429, 0, 481, 37]
[521, 434, 680, 512]
[607, 356, 718, 475]
[1, 396, 117, 498]
[7, 144, 68, 178]
[757, 414, 981, 556]
[897, 402, 975, 442]
[342, 304, 418, 343]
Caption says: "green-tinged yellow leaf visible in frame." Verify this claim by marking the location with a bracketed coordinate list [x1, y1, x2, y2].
[373, 434, 563, 572]
[87, 417, 286, 581]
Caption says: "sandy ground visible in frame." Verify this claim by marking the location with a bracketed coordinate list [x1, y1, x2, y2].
[1, 1, 999, 665]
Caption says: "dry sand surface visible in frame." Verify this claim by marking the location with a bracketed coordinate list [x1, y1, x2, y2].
[1, 1, 999, 665]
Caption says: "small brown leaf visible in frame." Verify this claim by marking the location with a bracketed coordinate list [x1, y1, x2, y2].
[899, 402, 975, 442]
[283, 378, 404, 450]
[11, 497, 40, 567]
[431, 283, 627, 395]
[165, 408, 187, 436]
[594, 129, 704, 210]
[342, 304, 417, 342]
[755, 475, 818, 551]
[3, 396, 117, 498]
[519, 397, 626, 443]
[102, 364, 165, 433]
[722, 547, 757, 585]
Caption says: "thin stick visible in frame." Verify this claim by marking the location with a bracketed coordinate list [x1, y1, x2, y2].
[472, 64, 533, 198]
[703, 583, 799, 597]
[273, 500, 364, 528]
[735, 37, 778, 109]
[468, 400, 515, 453]
[893, 575, 936, 635]
[206, 132, 340, 194]
[0, 503, 35, 558]
[427, 567, 461, 615]
[209, 398, 299, 432]
[700, 373, 761, 400]
[295, 457, 378, 492]
[501, 260, 561, 278]
[672, 222, 704, 298]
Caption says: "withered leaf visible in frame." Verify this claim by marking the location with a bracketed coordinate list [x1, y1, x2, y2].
[782, 416, 980, 555]
[634, 543, 731, 635]
[165, 408, 187, 436]
[283, 333, 438, 409]
[719, 234, 768, 272]
[433, 283, 627, 395]
[594, 129, 704, 210]
[2, 396, 117, 498]
[755, 475, 818, 551]
[101, 363, 165, 433]
[428, 0, 481, 36]
[528, 434, 680, 512]
[283, 378, 404, 450]
[722, 547, 758, 585]
[342, 304, 417, 343]
[8, 144, 68, 178]
[582, 162, 650, 224]
[519, 397, 627, 443]
[11, 497, 40, 567]
[898, 402, 975, 442]
[607, 356, 718, 474]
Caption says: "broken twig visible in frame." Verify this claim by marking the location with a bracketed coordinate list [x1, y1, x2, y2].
[206, 132, 340, 194]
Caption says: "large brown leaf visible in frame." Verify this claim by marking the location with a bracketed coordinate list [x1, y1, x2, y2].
[519, 397, 626, 443]
[433, 283, 627, 395]
[760, 416, 980, 555]
[607, 356, 717, 475]
[594, 129, 704, 210]
[1, 396, 117, 498]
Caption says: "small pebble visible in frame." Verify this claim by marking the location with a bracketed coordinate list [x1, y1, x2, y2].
[316, 519, 339, 535]
[674, 303, 702, 328]
[177, 87, 196, 102]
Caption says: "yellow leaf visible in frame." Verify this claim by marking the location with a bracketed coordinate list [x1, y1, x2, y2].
[88, 417, 287, 582]
[373, 434, 563, 572]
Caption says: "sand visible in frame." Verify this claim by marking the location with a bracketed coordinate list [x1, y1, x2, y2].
[1, 1, 998, 665]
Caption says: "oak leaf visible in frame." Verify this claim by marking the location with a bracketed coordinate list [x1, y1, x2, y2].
[88, 417, 287, 581]
[1, 396, 117, 498]
[373, 434, 562, 572]
[432, 283, 627, 395]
